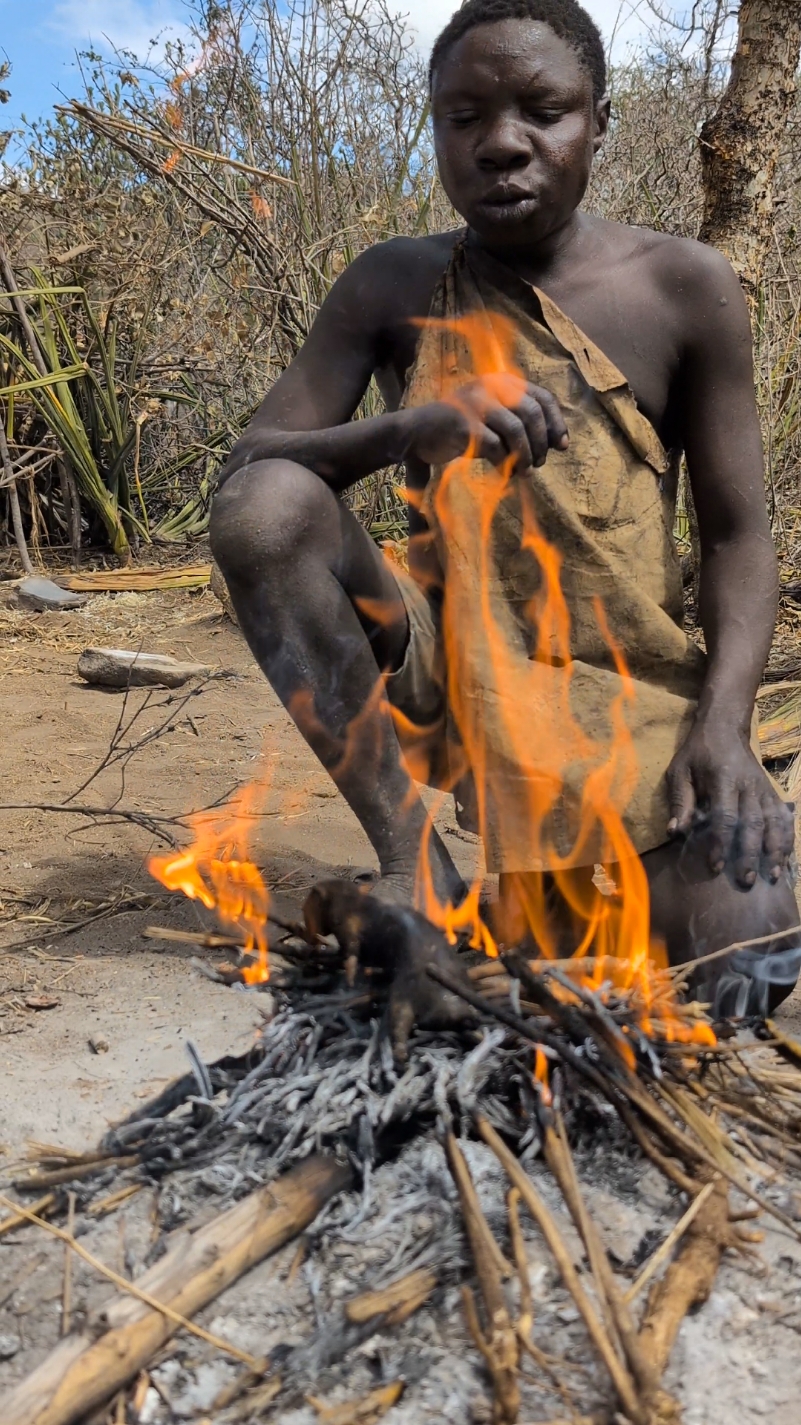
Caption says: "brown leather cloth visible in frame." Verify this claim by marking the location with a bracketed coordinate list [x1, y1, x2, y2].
[399, 240, 709, 874]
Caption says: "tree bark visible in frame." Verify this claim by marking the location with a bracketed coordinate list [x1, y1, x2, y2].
[699, 0, 801, 289]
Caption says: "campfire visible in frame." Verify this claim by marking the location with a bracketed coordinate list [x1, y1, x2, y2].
[5, 316, 801, 1425]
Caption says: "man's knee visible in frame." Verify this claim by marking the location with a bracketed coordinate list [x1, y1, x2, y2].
[645, 836, 800, 1013]
[210, 458, 333, 583]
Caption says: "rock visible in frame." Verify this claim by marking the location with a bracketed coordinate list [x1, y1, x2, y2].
[0, 1333, 19, 1360]
[17, 577, 88, 611]
[88, 1035, 109, 1054]
[77, 647, 210, 689]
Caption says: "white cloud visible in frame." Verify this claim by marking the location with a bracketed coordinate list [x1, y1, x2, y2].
[396, 0, 663, 58]
[50, 0, 190, 62]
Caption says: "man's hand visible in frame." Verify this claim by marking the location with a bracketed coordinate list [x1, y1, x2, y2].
[666, 721, 794, 887]
[406, 374, 569, 473]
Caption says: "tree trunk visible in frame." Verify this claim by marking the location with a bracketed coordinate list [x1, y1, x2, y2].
[699, 0, 801, 289]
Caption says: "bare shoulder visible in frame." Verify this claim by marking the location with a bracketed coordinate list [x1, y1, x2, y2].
[331, 230, 460, 326]
[602, 218, 747, 327]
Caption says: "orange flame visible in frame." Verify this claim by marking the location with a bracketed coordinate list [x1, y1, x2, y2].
[409, 310, 713, 1050]
[534, 1045, 553, 1107]
[149, 775, 272, 984]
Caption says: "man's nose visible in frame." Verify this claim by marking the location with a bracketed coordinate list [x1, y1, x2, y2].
[475, 118, 531, 170]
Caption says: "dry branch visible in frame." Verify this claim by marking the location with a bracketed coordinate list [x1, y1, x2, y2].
[445, 1133, 520, 1423]
[0, 1154, 351, 1425]
[638, 1178, 732, 1379]
[476, 1115, 644, 1425]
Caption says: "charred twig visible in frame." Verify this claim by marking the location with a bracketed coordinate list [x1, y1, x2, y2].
[13, 1154, 139, 1191]
[445, 1132, 520, 1423]
[476, 1115, 645, 1425]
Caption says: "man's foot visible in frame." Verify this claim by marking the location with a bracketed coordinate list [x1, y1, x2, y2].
[371, 824, 468, 911]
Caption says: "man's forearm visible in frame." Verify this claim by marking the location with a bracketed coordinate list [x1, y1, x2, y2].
[695, 532, 779, 733]
[221, 409, 415, 494]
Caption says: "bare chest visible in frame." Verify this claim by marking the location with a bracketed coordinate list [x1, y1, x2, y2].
[374, 254, 682, 452]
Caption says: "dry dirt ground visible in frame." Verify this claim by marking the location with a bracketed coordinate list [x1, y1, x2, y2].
[2, 570, 801, 1424]
[0, 576, 482, 1157]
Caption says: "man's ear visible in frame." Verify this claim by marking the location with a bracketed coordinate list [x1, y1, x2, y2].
[593, 94, 611, 153]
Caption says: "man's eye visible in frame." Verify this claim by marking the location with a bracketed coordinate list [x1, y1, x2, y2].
[528, 108, 564, 124]
[448, 110, 479, 126]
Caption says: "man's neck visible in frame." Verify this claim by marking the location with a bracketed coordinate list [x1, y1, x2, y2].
[467, 211, 595, 289]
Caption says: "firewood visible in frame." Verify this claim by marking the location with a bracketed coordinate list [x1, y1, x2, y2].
[638, 1178, 733, 1379]
[0, 1153, 352, 1425]
[476, 1115, 645, 1425]
[307, 1379, 404, 1423]
[0, 1194, 56, 1238]
[445, 1133, 520, 1424]
[345, 1266, 437, 1325]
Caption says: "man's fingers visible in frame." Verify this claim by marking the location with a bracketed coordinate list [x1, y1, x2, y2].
[734, 791, 764, 888]
[707, 780, 739, 875]
[762, 797, 795, 881]
[516, 396, 550, 466]
[528, 385, 569, 450]
[482, 407, 533, 470]
[666, 762, 696, 837]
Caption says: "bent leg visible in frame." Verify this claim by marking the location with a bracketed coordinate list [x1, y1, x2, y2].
[643, 833, 800, 1014]
[497, 834, 800, 1015]
[210, 459, 461, 903]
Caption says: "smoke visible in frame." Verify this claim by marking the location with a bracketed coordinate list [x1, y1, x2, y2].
[712, 942, 801, 1018]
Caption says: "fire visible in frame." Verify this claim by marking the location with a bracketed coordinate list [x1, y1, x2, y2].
[149, 776, 273, 984]
[409, 309, 713, 1050]
[146, 304, 713, 1052]
[533, 1045, 553, 1107]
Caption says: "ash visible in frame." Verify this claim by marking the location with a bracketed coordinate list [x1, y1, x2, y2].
[104, 1002, 546, 1205]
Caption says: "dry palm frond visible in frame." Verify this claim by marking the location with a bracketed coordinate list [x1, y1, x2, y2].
[56, 564, 211, 592]
[758, 685, 801, 759]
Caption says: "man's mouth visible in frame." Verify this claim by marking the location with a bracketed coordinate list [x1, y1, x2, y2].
[474, 186, 539, 217]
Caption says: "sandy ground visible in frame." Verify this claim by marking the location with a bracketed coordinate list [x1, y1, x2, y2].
[0, 577, 481, 1158]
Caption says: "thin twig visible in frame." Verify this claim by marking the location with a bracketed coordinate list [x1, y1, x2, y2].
[476, 1115, 645, 1425]
[669, 922, 801, 977]
[623, 1180, 718, 1304]
[61, 1191, 76, 1336]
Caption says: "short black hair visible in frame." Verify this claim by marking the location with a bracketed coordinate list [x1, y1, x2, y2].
[429, 0, 607, 104]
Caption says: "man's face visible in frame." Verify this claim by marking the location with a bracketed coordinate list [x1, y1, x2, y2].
[431, 19, 608, 247]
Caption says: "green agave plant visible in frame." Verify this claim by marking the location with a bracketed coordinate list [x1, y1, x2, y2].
[0, 270, 227, 558]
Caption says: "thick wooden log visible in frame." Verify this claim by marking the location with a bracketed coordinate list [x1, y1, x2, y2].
[1, 1153, 352, 1425]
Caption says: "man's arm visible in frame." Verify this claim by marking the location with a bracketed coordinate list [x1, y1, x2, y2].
[219, 239, 569, 495]
[219, 245, 411, 493]
[666, 242, 794, 885]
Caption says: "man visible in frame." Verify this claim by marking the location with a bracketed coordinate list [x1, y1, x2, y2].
[211, 0, 799, 1020]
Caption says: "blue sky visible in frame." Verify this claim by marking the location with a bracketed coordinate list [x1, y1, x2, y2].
[0, 0, 677, 135]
